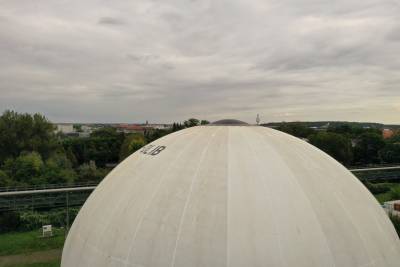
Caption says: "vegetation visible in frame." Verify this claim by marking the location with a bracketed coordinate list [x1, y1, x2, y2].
[0, 110, 214, 238]
[364, 182, 391, 195]
[0, 209, 80, 234]
[277, 122, 315, 138]
[0, 111, 400, 262]
[0, 230, 63, 267]
[0, 229, 65, 256]
[1, 110, 400, 193]
[61, 127, 125, 168]
[0, 111, 78, 188]
[0, 110, 208, 188]
[309, 132, 353, 166]
[0, 111, 58, 164]
[119, 134, 147, 161]
[276, 122, 400, 167]
[264, 121, 400, 130]
[3, 262, 60, 267]
[374, 184, 400, 204]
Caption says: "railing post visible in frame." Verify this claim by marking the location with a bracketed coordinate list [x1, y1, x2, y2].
[66, 191, 70, 234]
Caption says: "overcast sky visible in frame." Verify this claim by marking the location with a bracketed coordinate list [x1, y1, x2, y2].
[1, 0, 399, 124]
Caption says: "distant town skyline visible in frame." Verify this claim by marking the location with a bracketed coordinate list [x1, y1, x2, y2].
[1, 1, 399, 124]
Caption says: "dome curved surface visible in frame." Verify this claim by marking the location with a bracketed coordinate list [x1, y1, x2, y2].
[61, 126, 400, 267]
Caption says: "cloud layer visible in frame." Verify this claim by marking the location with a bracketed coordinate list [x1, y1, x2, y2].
[0, 0, 399, 123]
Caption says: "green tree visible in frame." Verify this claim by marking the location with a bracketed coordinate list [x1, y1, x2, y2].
[200, 120, 210, 125]
[0, 110, 58, 164]
[309, 132, 353, 165]
[184, 118, 200, 128]
[73, 124, 83, 132]
[77, 162, 108, 183]
[353, 132, 385, 164]
[63, 128, 125, 167]
[379, 143, 400, 164]
[90, 127, 120, 138]
[328, 124, 353, 135]
[3, 152, 44, 186]
[41, 154, 77, 184]
[328, 124, 381, 138]
[387, 134, 400, 144]
[65, 146, 78, 167]
[119, 134, 147, 161]
[278, 122, 315, 138]
[172, 122, 184, 132]
[145, 129, 170, 143]
[62, 138, 86, 165]
[0, 170, 12, 187]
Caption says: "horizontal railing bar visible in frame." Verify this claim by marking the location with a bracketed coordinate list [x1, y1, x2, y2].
[350, 166, 400, 172]
[0, 186, 96, 196]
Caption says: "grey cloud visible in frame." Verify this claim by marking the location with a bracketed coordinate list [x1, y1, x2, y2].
[0, 0, 399, 123]
[387, 26, 400, 41]
[98, 17, 125, 26]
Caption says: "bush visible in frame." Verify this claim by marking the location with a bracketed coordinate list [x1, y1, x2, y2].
[0, 110, 59, 164]
[19, 211, 50, 231]
[380, 143, 400, 164]
[0, 208, 81, 232]
[77, 162, 108, 183]
[0, 169, 12, 187]
[364, 182, 391, 195]
[309, 132, 353, 165]
[119, 134, 147, 161]
[389, 187, 400, 200]
[41, 153, 77, 184]
[353, 132, 385, 164]
[0, 211, 21, 233]
[278, 122, 315, 138]
[3, 152, 44, 185]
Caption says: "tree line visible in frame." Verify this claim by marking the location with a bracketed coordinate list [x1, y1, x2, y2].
[3, 109, 399, 188]
[277, 122, 400, 167]
[0, 110, 209, 188]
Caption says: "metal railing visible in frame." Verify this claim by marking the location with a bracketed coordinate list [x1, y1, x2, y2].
[349, 166, 400, 172]
[0, 165, 400, 212]
[0, 184, 97, 212]
[350, 165, 400, 181]
[0, 181, 98, 193]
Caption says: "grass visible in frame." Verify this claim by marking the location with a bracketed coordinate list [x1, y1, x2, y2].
[4, 260, 60, 267]
[374, 183, 400, 204]
[0, 229, 65, 257]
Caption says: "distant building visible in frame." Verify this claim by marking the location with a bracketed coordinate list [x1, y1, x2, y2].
[116, 124, 147, 134]
[383, 128, 394, 139]
[116, 123, 172, 134]
[78, 132, 90, 138]
[147, 124, 172, 130]
[55, 123, 74, 134]
[81, 125, 93, 133]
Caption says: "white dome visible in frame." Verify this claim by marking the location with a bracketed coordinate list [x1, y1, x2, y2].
[62, 126, 400, 267]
